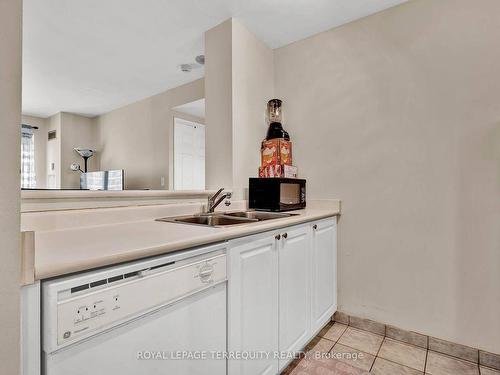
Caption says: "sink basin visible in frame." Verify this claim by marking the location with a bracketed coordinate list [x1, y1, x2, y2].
[156, 214, 257, 227]
[156, 210, 298, 227]
[224, 211, 296, 220]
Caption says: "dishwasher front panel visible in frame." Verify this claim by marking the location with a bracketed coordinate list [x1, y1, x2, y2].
[42, 246, 226, 353]
[54, 254, 225, 349]
[44, 283, 227, 375]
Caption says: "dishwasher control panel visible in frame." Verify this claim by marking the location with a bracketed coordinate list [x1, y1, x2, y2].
[52, 253, 226, 349]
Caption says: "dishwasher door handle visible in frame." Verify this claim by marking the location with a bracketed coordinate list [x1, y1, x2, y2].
[199, 265, 215, 282]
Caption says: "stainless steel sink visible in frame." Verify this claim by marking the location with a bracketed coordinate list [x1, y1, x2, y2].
[156, 210, 297, 227]
[156, 214, 257, 227]
[224, 211, 296, 221]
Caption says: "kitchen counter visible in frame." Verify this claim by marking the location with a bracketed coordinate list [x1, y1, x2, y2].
[26, 201, 340, 281]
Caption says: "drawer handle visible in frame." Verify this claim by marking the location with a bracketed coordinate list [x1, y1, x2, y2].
[313, 224, 318, 230]
[275, 234, 281, 240]
[282, 233, 288, 239]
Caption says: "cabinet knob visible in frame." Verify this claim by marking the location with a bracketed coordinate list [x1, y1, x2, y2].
[275, 234, 281, 240]
[282, 233, 288, 239]
[313, 224, 318, 230]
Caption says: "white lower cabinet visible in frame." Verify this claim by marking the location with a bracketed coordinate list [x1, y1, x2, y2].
[228, 232, 280, 375]
[278, 225, 311, 372]
[228, 216, 337, 375]
[310, 218, 338, 334]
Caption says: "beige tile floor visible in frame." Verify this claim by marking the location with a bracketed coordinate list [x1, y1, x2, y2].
[283, 321, 500, 375]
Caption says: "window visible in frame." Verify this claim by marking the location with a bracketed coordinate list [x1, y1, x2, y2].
[173, 118, 205, 190]
[21, 124, 36, 188]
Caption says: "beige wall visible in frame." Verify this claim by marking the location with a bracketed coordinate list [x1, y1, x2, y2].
[205, 20, 233, 190]
[274, 0, 500, 352]
[96, 78, 204, 190]
[22, 115, 48, 188]
[21, 81, 202, 191]
[46, 113, 62, 188]
[205, 19, 274, 196]
[39, 112, 98, 189]
[0, 0, 22, 373]
[232, 19, 274, 197]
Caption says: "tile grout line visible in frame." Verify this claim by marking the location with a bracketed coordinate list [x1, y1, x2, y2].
[421, 335, 429, 374]
[341, 312, 500, 364]
[337, 317, 384, 372]
[318, 321, 345, 354]
[331, 340, 377, 372]
[346, 317, 420, 352]
[476, 349, 482, 375]
[423, 346, 429, 374]
[377, 356, 427, 374]
[369, 330, 385, 373]
[378, 338, 428, 373]
[336, 316, 387, 372]
[301, 318, 442, 375]
[334, 320, 381, 370]
[342, 318, 428, 374]
[336, 313, 496, 375]
[428, 346, 481, 365]
[428, 348, 483, 366]
[333, 322, 348, 346]
[477, 363, 500, 374]
[327, 321, 349, 353]
[383, 331, 428, 350]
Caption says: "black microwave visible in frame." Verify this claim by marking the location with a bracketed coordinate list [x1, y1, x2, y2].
[249, 178, 306, 212]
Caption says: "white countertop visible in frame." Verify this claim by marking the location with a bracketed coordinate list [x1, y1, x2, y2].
[33, 205, 340, 280]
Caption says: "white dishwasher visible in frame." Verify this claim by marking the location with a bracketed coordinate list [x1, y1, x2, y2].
[42, 243, 227, 375]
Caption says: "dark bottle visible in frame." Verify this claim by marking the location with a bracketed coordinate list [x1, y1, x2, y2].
[283, 130, 290, 141]
[265, 99, 290, 140]
[267, 122, 287, 140]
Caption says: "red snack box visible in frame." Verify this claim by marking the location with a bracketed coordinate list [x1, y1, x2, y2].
[261, 138, 292, 167]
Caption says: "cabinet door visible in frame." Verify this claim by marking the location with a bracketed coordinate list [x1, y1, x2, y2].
[228, 233, 279, 375]
[310, 218, 337, 334]
[278, 224, 311, 371]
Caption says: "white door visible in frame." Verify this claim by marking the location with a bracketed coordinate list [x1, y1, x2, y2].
[173, 118, 205, 190]
[44, 284, 226, 375]
[228, 233, 279, 375]
[278, 224, 311, 371]
[310, 218, 338, 334]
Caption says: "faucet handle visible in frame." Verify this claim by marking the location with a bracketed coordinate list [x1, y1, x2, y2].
[209, 188, 225, 202]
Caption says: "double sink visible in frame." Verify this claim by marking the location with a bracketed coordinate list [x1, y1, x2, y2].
[156, 210, 297, 227]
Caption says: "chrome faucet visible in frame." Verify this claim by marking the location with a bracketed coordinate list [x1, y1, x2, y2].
[206, 188, 232, 213]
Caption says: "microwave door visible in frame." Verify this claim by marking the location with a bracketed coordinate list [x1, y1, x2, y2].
[280, 183, 301, 205]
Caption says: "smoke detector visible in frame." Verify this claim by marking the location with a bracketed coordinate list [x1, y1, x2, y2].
[195, 55, 205, 65]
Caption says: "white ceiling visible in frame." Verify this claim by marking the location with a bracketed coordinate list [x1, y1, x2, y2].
[23, 0, 407, 118]
[173, 99, 206, 119]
